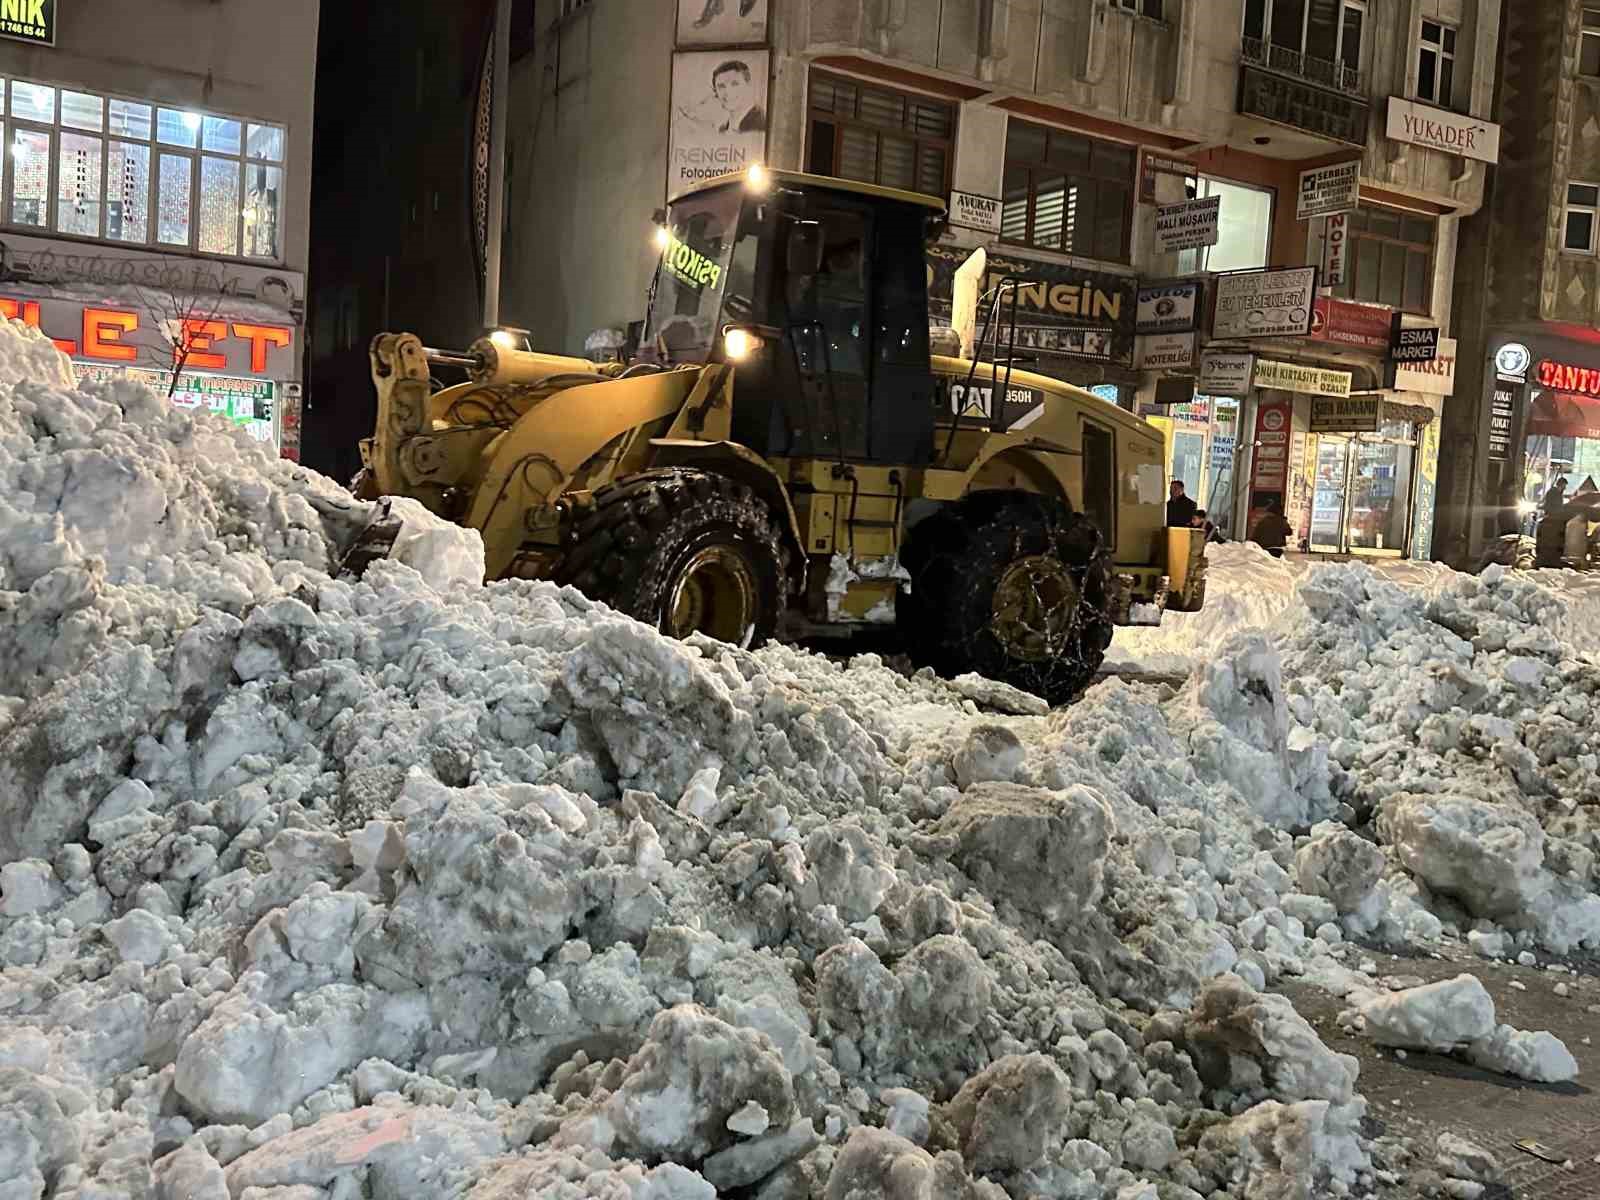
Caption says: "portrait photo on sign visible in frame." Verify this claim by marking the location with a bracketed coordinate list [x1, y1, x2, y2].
[669, 50, 769, 195]
[677, 0, 768, 46]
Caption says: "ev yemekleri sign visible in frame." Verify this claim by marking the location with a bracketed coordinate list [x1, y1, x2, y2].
[0, 0, 54, 45]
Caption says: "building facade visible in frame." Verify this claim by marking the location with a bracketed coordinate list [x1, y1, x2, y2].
[508, 0, 1501, 558]
[0, 0, 315, 458]
[1442, 2, 1600, 567]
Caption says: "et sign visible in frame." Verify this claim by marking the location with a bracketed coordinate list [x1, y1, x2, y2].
[0, 295, 293, 375]
[0, 0, 54, 46]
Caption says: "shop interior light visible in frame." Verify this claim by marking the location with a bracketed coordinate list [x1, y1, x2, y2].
[745, 163, 770, 192]
[653, 224, 671, 251]
[1517, 499, 1538, 516]
[723, 328, 762, 361]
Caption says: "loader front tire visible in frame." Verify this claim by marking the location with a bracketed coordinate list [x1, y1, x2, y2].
[900, 493, 1114, 707]
[558, 469, 786, 647]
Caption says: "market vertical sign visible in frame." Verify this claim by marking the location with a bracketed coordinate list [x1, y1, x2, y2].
[0, 0, 54, 45]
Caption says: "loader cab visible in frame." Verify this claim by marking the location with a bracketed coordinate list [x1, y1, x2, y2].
[640, 167, 945, 466]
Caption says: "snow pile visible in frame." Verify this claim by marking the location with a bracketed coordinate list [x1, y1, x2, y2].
[0, 317, 1588, 1199]
[1341, 973, 1578, 1083]
[1106, 541, 1301, 674]
[1277, 563, 1600, 956]
[1108, 541, 1600, 673]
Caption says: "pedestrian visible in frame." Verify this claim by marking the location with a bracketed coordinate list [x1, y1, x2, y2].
[1167, 480, 1197, 528]
[1251, 500, 1293, 558]
[1192, 508, 1224, 544]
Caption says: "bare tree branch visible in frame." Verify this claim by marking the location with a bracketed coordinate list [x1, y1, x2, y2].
[135, 256, 233, 398]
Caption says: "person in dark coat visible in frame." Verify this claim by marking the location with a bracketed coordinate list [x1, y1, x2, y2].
[1167, 480, 1197, 528]
[1251, 500, 1293, 558]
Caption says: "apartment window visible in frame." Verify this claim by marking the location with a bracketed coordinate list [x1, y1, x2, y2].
[806, 71, 954, 197]
[1565, 183, 1599, 253]
[1176, 177, 1274, 273]
[1417, 21, 1456, 105]
[1583, 10, 1600, 78]
[1112, 0, 1164, 17]
[1000, 120, 1134, 263]
[1330, 206, 1435, 314]
[1, 75, 286, 262]
[1243, 0, 1366, 89]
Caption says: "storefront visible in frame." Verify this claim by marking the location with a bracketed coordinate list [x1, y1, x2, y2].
[1142, 391, 1242, 535]
[1191, 278, 1446, 558]
[0, 67, 307, 458]
[1514, 344, 1600, 513]
[0, 236, 303, 456]
[1305, 394, 1437, 556]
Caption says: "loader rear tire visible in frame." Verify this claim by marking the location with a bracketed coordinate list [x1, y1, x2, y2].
[558, 469, 786, 648]
[899, 492, 1114, 707]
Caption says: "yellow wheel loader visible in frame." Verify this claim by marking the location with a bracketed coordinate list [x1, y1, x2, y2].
[356, 166, 1205, 705]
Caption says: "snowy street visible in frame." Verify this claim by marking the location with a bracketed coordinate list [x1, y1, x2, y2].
[2, 320, 1599, 1198]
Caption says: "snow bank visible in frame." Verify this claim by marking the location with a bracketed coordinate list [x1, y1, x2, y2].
[0, 317, 1593, 1198]
[1344, 973, 1578, 1083]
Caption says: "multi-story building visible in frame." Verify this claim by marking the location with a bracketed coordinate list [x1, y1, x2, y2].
[0, 0, 316, 458]
[509, 0, 1501, 557]
[1443, 2, 1600, 567]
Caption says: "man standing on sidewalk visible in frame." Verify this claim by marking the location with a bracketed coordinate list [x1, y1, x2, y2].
[1167, 480, 1198, 528]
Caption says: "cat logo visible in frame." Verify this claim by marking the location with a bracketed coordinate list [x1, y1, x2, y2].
[949, 381, 1038, 422]
[949, 381, 993, 419]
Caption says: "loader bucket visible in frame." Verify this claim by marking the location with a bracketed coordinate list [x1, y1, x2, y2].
[338, 498, 405, 581]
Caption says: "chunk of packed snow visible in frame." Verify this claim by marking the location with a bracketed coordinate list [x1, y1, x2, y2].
[1356, 974, 1496, 1051]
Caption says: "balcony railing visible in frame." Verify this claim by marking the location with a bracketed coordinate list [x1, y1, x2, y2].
[1242, 35, 1365, 95]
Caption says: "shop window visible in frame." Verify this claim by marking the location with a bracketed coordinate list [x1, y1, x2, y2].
[1243, 0, 1365, 90]
[10, 128, 49, 227]
[1330, 205, 1434, 314]
[806, 71, 953, 197]
[1177, 176, 1273, 273]
[1111, 0, 1164, 18]
[1417, 20, 1456, 106]
[1566, 183, 1599, 253]
[108, 141, 150, 243]
[1001, 119, 1133, 263]
[61, 91, 102, 132]
[57, 132, 103, 238]
[10, 81, 54, 123]
[1583, 10, 1600, 78]
[0, 74, 285, 262]
[157, 153, 192, 245]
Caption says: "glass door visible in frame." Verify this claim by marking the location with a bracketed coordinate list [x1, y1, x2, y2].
[1348, 435, 1414, 554]
[1310, 436, 1350, 552]
[1308, 425, 1419, 555]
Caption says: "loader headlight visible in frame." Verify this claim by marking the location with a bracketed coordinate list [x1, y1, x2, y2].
[723, 328, 763, 361]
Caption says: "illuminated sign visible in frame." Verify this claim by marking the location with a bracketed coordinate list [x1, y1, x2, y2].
[1495, 343, 1530, 381]
[661, 232, 722, 290]
[0, 0, 54, 46]
[1536, 359, 1600, 397]
[0, 295, 292, 376]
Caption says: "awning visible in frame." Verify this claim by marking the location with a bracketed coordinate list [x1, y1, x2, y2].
[1529, 391, 1600, 440]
